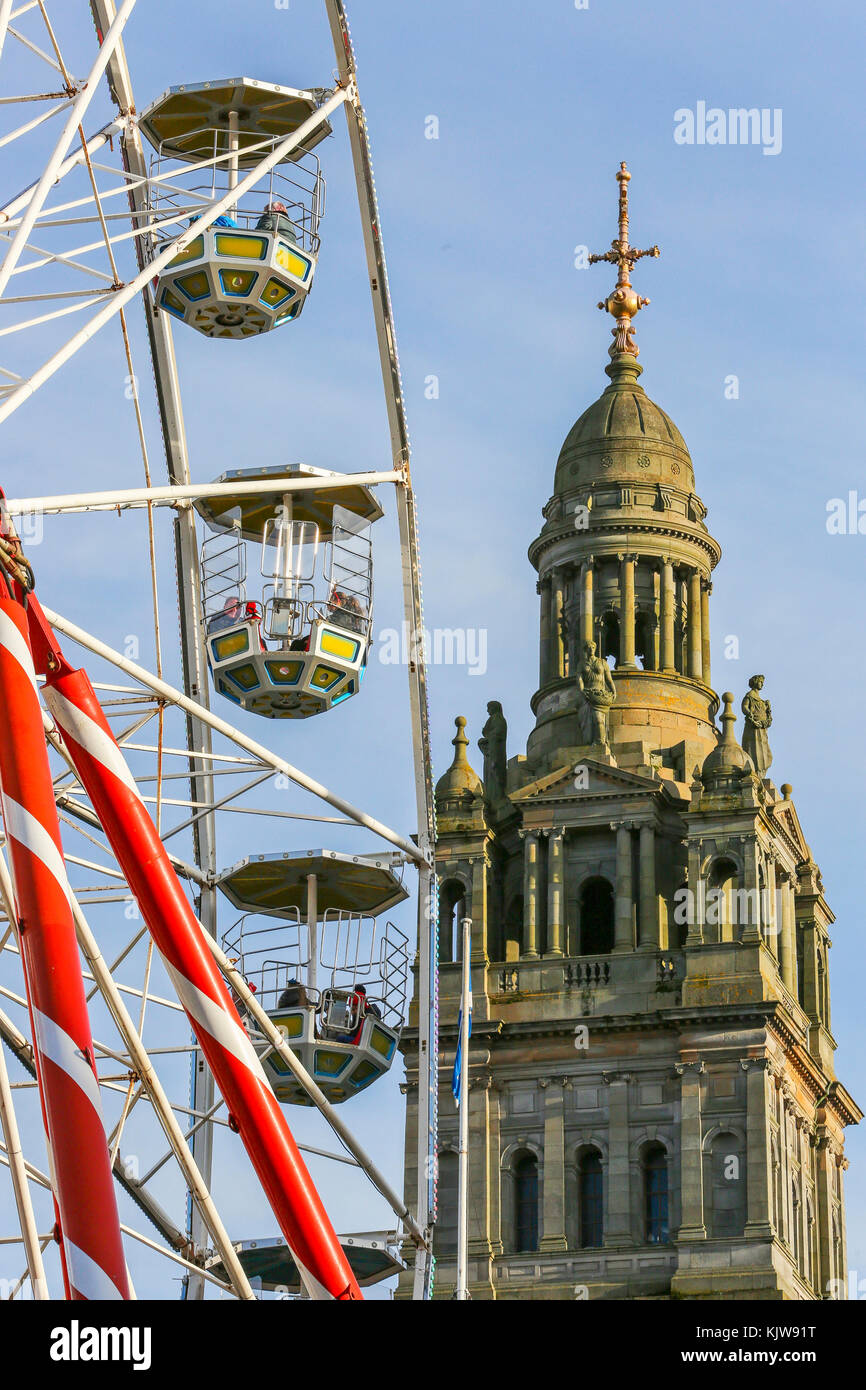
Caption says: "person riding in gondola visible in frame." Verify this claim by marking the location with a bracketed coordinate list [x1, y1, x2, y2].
[328, 589, 366, 634]
[255, 200, 298, 241]
[278, 977, 310, 1009]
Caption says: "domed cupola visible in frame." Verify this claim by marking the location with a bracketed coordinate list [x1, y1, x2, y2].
[525, 163, 722, 782]
[553, 353, 694, 496]
[435, 717, 486, 834]
[699, 691, 754, 790]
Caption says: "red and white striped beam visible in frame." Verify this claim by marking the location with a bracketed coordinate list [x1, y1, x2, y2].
[0, 598, 130, 1299]
[32, 612, 361, 1301]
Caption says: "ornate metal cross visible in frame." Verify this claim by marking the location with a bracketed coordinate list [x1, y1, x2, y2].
[589, 162, 660, 358]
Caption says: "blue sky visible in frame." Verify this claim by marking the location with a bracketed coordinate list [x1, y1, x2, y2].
[1, 0, 865, 1298]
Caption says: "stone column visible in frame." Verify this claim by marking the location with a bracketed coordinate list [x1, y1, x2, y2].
[837, 1156, 850, 1297]
[619, 553, 637, 669]
[613, 821, 635, 953]
[467, 1078, 494, 1273]
[660, 559, 675, 671]
[742, 1058, 774, 1238]
[551, 569, 566, 680]
[487, 1082, 504, 1257]
[688, 569, 702, 680]
[767, 850, 778, 961]
[539, 1078, 568, 1252]
[779, 873, 797, 998]
[545, 828, 565, 958]
[522, 830, 540, 959]
[580, 556, 594, 647]
[650, 616, 660, 672]
[798, 910, 820, 1022]
[686, 841, 704, 947]
[740, 839, 762, 944]
[778, 1084, 793, 1246]
[638, 823, 659, 950]
[700, 579, 712, 686]
[676, 1060, 707, 1240]
[401, 1080, 420, 1263]
[603, 1072, 632, 1247]
[815, 1137, 836, 1298]
[538, 576, 552, 686]
[563, 575, 578, 677]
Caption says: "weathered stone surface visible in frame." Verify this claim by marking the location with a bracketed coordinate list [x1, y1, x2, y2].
[399, 184, 859, 1300]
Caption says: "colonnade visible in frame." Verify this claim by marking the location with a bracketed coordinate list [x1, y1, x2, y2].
[517, 822, 659, 959]
[538, 555, 711, 685]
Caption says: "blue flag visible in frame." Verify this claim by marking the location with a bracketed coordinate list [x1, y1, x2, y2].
[451, 993, 473, 1107]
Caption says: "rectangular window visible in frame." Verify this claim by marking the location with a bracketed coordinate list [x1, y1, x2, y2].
[645, 1166, 669, 1243]
[515, 1159, 539, 1252]
[580, 1166, 604, 1248]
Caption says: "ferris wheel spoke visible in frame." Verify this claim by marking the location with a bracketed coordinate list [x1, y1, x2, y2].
[0, 1007, 47, 1296]
[0, 0, 13, 63]
[43, 605, 426, 863]
[10, 243, 116, 283]
[0, 120, 123, 228]
[0, 0, 440, 1301]
[0, 294, 103, 339]
[67, 886, 256, 1297]
[0, 0, 138, 302]
[4, 1242, 53, 1303]
[0, 83, 349, 428]
[5, 23, 66, 76]
[118, 1222, 238, 1296]
[160, 770, 273, 844]
[0, 99, 73, 149]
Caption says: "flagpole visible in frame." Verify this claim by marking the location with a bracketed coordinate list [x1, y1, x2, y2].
[456, 915, 472, 1300]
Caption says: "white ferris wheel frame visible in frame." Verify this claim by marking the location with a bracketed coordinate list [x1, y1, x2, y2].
[0, 0, 439, 1302]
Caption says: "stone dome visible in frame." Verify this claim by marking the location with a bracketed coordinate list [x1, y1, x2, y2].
[553, 352, 694, 495]
[701, 692, 754, 786]
[435, 716, 483, 801]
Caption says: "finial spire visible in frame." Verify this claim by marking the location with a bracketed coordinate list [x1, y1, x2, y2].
[451, 715, 470, 766]
[589, 162, 660, 359]
[718, 692, 738, 746]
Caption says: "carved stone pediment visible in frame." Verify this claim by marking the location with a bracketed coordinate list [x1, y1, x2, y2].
[770, 797, 810, 863]
[510, 758, 659, 805]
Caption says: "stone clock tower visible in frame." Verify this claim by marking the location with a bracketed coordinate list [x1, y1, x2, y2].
[398, 164, 859, 1300]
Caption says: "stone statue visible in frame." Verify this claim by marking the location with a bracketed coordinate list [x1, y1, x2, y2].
[741, 674, 772, 776]
[576, 639, 616, 747]
[478, 700, 508, 801]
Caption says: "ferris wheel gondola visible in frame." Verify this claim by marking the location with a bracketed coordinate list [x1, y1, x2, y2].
[220, 850, 409, 1105]
[141, 79, 328, 338]
[196, 464, 382, 718]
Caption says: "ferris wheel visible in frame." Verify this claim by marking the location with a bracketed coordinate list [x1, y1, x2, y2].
[0, 0, 439, 1301]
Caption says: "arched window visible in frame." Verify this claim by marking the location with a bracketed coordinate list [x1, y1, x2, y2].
[707, 1131, 746, 1238]
[432, 1151, 458, 1259]
[514, 1153, 539, 1253]
[772, 1140, 784, 1237]
[792, 1181, 801, 1273]
[832, 1215, 842, 1296]
[672, 880, 689, 949]
[804, 1198, 816, 1286]
[578, 1148, 604, 1248]
[600, 611, 619, 667]
[438, 879, 466, 964]
[642, 1143, 669, 1244]
[504, 893, 524, 961]
[635, 611, 654, 671]
[817, 949, 828, 1022]
[707, 858, 740, 942]
[580, 877, 614, 956]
